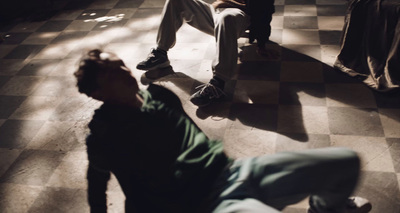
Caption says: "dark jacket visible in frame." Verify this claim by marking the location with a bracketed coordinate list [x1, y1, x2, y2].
[86, 84, 231, 213]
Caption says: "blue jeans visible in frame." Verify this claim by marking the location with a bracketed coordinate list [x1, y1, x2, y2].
[210, 147, 360, 213]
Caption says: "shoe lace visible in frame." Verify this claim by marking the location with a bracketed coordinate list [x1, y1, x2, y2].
[145, 48, 158, 60]
[195, 83, 226, 98]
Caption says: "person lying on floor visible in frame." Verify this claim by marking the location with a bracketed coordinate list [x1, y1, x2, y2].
[74, 49, 372, 213]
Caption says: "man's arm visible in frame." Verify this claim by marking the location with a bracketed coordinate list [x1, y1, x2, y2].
[87, 164, 111, 213]
[86, 134, 111, 213]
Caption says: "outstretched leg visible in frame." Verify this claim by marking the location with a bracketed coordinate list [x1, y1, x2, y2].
[212, 147, 362, 212]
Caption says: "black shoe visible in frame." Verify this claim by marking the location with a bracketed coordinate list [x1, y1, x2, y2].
[136, 48, 170, 70]
[308, 197, 372, 213]
[190, 83, 225, 107]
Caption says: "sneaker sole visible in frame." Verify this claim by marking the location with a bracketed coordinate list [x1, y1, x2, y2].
[137, 61, 170, 71]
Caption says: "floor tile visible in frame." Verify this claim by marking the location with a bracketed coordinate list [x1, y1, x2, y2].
[281, 45, 322, 61]
[0, 1, 399, 212]
[276, 133, 331, 152]
[326, 83, 377, 107]
[0, 76, 11, 89]
[0, 45, 17, 58]
[87, 0, 119, 9]
[1, 32, 32, 45]
[280, 61, 324, 82]
[317, 16, 345, 30]
[36, 20, 73, 32]
[284, 5, 317, 16]
[0, 149, 22, 177]
[0, 95, 26, 119]
[356, 171, 400, 213]
[27, 120, 86, 151]
[274, 5, 284, 16]
[0, 149, 65, 185]
[9, 96, 61, 120]
[322, 65, 361, 83]
[106, 8, 138, 19]
[50, 9, 84, 20]
[185, 102, 230, 141]
[234, 80, 279, 104]
[316, 0, 347, 5]
[9, 21, 46, 33]
[0, 59, 27, 75]
[114, 0, 144, 8]
[317, 5, 347, 16]
[284, 16, 318, 29]
[320, 45, 341, 65]
[0, 183, 43, 213]
[49, 96, 101, 122]
[92, 18, 128, 31]
[319, 30, 342, 45]
[0, 76, 45, 96]
[0, 120, 45, 149]
[22, 32, 60, 45]
[285, 0, 316, 5]
[328, 107, 384, 137]
[332, 135, 394, 172]
[51, 31, 89, 44]
[387, 138, 400, 173]
[75, 9, 111, 20]
[4, 45, 46, 59]
[64, 20, 97, 31]
[46, 155, 88, 188]
[278, 105, 330, 134]
[237, 61, 281, 81]
[282, 29, 320, 45]
[27, 187, 89, 213]
[373, 89, 400, 108]
[17, 59, 61, 76]
[33, 43, 77, 59]
[228, 103, 278, 131]
[279, 82, 326, 106]
[223, 128, 277, 159]
[378, 109, 400, 138]
[139, 0, 166, 8]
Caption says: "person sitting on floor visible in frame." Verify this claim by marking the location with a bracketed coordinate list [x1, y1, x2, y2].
[136, 0, 275, 107]
[74, 49, 372, 213]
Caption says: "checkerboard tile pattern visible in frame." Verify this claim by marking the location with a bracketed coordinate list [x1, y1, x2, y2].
[1, 0, 400, 212]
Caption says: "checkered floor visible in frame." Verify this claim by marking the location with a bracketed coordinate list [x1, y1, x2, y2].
[1, 0, 400, 212]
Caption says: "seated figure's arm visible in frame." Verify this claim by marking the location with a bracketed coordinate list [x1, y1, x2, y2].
[86, 134, 111, 213]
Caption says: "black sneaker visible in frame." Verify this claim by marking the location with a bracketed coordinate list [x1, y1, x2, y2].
[308, 197, 372, 213]
[136, 48, 170, 70]
[190, 83, 226, 107]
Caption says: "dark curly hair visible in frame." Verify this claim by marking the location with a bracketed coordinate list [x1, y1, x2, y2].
[74, 49, 107, 96]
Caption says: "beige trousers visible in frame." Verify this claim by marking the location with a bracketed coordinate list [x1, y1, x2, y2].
[156, 0, 250, 81]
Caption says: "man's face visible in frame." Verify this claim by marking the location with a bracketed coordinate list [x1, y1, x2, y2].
[91, 53, 140, 105]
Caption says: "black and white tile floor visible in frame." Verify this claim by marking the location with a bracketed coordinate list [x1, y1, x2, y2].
[0, 0, 399, 212]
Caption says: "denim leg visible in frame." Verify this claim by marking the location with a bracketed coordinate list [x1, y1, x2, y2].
[210, 147, 360, 212]
[213, 198, 280, 213]
[249, 147, 360, 211]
